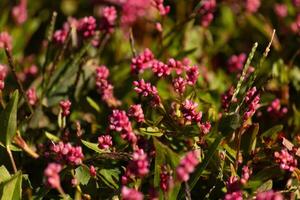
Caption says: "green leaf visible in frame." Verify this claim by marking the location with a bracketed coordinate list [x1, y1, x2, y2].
[75, 166, 91, 186]
[86, 97, 101, 112]
[99, 169, 120, 189]
[260, 125, 283, 141]
[0, 171, 22, 200]
[0, 90, 19, 147]
[0, 166, 11, 183]
[219, 113, 241, 135]
[81, 140, 108, 154]
[179, 134, 225, 199]
[256, 180, 273, 193]
[241, 123, 259, 155]
[139, 127, 163, 137]
[45, 131, 60, 142]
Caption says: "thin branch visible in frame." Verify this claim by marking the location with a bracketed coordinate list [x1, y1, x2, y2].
[4, 48, 34, 116]
[7, 146, 17, 173]
[129, 28, 137, 57]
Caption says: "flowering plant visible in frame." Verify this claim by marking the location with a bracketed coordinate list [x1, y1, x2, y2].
[0, 0, 300, 199]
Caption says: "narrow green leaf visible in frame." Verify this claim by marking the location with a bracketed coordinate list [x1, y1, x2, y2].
[0, 90, 19, 146]
[260, 125, 283, 140]
[0, 171, 22, 200]
[75, 166, 91, 186]
[139, 127, 163, 137]
[99, 169, 120, 189]
[45, 131, 60, 142]
[81, 140, 108, 154]
[86, 97, 101, 112]
[256, 180, 273, 193]
[0, 166, 11, 183]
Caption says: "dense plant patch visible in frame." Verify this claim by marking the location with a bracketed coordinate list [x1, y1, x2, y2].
[0, 0, 300, 199]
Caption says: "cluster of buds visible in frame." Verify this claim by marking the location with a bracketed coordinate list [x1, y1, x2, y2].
[98, 135, 113, 149]
[12, 0, 27, 25]
[95, 65, 120, 107]
[198, 0, 216, 27]
[274, 4, 288, 18]
[131, 48, 154, 74]
[109, 109, 137, 144]
[267, 98, 288, 118]
[121, 186, 144, 200]
[224, 176, 242, 200]
[221, 87, 235, 111]
[26, 88, 38, 106]
[160, 165, 174, 192]
[180, 100, 202, 124]
[172, 77, 187, 95]
[245, 0, 261, 13]
[99, 6, 117, 33]
[151, 60, 171, 77]
[243, 87, 260, 121]
[256, 190, 283, 200]
[78, 16, 97, 38]
[152, 0, 170, 16]
[59, 99, 71, 117]
[89, 165, 97, 177]
[128, 104, 145, 123]
[274, 149, 298, 172]
[0, 64, 7, 91]
[50, 142, 84, 165]
[133, 79, 161, 106]
[44, 163, 62, 189]
[0, 31, 12, 51]
[122, 149, 149, 184]
[240, 166, 252, 185]
[176, 150, 200, 182]
[227, 53, 246, 73]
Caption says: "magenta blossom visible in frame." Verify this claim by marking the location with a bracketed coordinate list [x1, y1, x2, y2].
[50, 142, 84, 165]
[78, 16, 97, 38]
[26, 88, 38, 106]
[0, 64, 8, 91]
[176, 150, 200, 182]
[181, 100, 202, 123]
[274, 149, 297, 172]
[98, 135, 113, 149]
[245, 0, 261, 13]
[227, 53, 246, 73]
[128, 104, 145, 123]
[121, 186, 143, 200]
[256, 190, 283, 200]
[172, 77, 187, 94]
[59, 99, 71, 117]
[0, 31, 12, 51]
[133, 79, 161, 106]
[131, 48, 154, 74]
[12, 0, 28, 25]
[44, 163, 62, 189]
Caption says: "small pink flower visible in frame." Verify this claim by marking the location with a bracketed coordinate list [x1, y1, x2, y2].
[133, 79, 161, 106]
[131, 48, 154, 74]
[51, 142, 84, 165]
[53, 29, 68, 44]
[100, 6, 117, 33]
[200, 121, 211, 135]
[181, 100, 202, 123]
[78, 16, 97, 38]
[128, 104, 145, 123]
[0, 64, 8, 91]
[224, 191, 243, 200]
[267, 98, 288, 118]
[243, 87, 260, 121]
[176, 150, 200, 182]
[98, 135, 113, 149]
[186, 65, 199, 85]
[59, 99, 71, 117]
[0, 31, 12, 51]
[26, 88, 38, 106]
[227, 53, 246, 73]
[245, 0, 261, 13]
[151, 60, 171, 77]
[168, 58, 184, 75]
[90, 165, 97, 177]
[274, 4, 288, 18]
[160, 165, 173, 192]
[256, 190, 284, 200]
[240, 166, 252, 185]
[172, 77, 187, 94]
[44, 163, 62, 189]
[121, 186, 144, 200]
[221, 87, 235, 111]
[274, 149, 297, 172]
[12, 0, 28, 25]
[152, 0, 170, 16]
[155, 22, 163, 32]
[71, 178, 78, 187]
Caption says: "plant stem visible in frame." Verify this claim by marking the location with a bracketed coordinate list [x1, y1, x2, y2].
[185, 182, 192, 200]
[129, 28, 137, 57]
[7, 146, 17, 173]
[4, 48, 34, 116]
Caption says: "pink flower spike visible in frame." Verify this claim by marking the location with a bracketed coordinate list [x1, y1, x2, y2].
[26, 88, 38, 106]
[98, 135, 113, 149]
[59, 99, 71, 117]
[176, 150, 200, 182]
[44, 163, 62, 189]
[121, 186, 144, 200]
[128, 104, 145, 123]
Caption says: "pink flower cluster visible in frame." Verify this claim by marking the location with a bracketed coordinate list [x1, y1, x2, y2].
[90, 165, 97, 177]
[26, 88, 38, 106]
[274, 4, 288, 18]
[291, 14, 300, 35]
[98, 135, 113, 149]
[274, 149, 298, 172]
[151, 60, 171, 77]
[256, 190, 283, 200]
[180, 100, 202, 123]
[186, 65, 200, 85]
[59, 99, 71, 117]
[44, 163, 62, 189]
[152, 0, 170, 16]
[240, 166, 252, 185]
[0, 31, 12, 51]
[109, 109, 137, 144]
[95, 65, 120, 107]
[293, 0, 300, 7]
[128, 104, 145, 123]
[227, 53, 246, 73]
[121, 0, 151, 29]
[224, 176, 242, 200]
[53, 29, 68, 44]
[131, 48, 155, 74]
[245, 0, 261, 13]
[122, 149, 149, 184]
[172, 77, 187, 95]
[267, 98, 288, 118]
[12, 0, 28, 25]
[0, 64, 7, 91]
[17, 64, 38, 82]
[199, 121, 211, 135]
[133, 79, 161, 106]
[50, 142, 84, 165]
[160, 165, 173, 192]
[198, 0, 216, 27]
[224, 191, 243, 200]
[176, 150, 200, 182]
[243, 87, 260, 121]
[121, 186, 143, 200]
[78, 16, 97, 38]
[99, 6, 117, 33]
